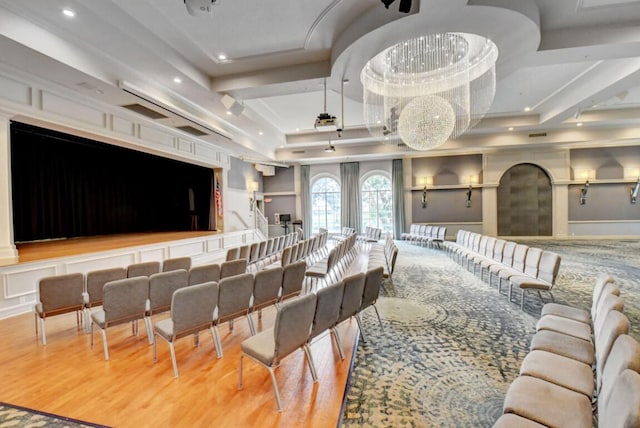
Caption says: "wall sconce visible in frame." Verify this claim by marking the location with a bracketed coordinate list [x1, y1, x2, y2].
[579, 180, 589, 205]
[465, 175, 478, 208]
[420, 176, 433, 208]
[631, 178, 640, 204]
[247, 180, 259, 209]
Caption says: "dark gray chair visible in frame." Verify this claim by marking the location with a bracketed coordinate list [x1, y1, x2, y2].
[279, 260, 307, 304]
[251, 266, 283, 323]
[238, 293, 318, 411]
[90, 276, 150, 360]
[153, 281, 219, 378]
[148, 270, 189, 315]
[309, 280, 345, 360]
[83, 267, 127, 332]
[34, 272, 85, 345]
[213, 272, 255, 357]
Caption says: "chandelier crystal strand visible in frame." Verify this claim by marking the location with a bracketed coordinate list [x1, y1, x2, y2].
[361, 33, 498, 150]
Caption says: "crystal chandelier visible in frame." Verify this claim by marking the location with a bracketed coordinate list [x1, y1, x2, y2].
[361, 33, 498, 150]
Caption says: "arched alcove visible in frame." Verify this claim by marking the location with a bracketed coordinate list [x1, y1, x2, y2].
[497, 163, 552, 236]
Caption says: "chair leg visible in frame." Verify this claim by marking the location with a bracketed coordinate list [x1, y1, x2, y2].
[268, 366, 283, 412]
[521, 289, 526, 310]
[246, 314, 256, 336]
[145, 316, 154, 344]
[303, 344, 318, 383]
[169, 342, 179, 378]
[39, 317, 46, 345]
[153, 333, 158, 362]
[331, 327, 345, 360]
[100, 329, 109, 360]
[355, 315, 366, 343]
[212, 325, 223, 358]
[373, 305, 384, 330]
[84, 308, 91, 334]
[209, 326, 220, 356]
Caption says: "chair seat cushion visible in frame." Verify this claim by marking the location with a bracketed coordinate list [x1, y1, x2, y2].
[520, 350, 595, 397]
[536, 315, 592, 341]
[90, 309, 106, 329]
[541, 303, 591, 324]
[493, 413, 547, 428]
[498, 268, 524, 280]
[510, 276, 551, 290]
[154, 318, 175, 341]
[530, 330, 594, 365]
[503, 376, 592, 428]
[241, 328, 275, 366]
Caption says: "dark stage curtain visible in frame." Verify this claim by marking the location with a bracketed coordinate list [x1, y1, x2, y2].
[10, 122, 213, 242]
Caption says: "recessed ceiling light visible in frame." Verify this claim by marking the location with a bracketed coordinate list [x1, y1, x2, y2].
[173, 77, 182, 84]
[524, 106, 532, 112]
[258, 131, 264, 136]
[62, 8, 76, 18]
[576, 122, 583, 127]
[226, 110, 232, 115]
[508, 127, 514, 131]
[295, 128, 300, 132]
[218, 53, 227, 61]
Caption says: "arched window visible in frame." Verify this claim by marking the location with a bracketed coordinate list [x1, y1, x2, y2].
[311, 177, 341, 233]
[361, 174, 392, 233]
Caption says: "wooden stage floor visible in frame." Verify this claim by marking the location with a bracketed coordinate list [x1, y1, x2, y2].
[15, 231, 220, 264]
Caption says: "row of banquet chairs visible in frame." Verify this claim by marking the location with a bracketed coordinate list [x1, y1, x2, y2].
[494, 273, 640, 427]
[33, 257, 249, 345]
[444, 230, 562, 310]
[239, 266, 385, 411]
[332, 227, 356, 243]
[356, 226, 382, 245]
[305, 233, 359, 290]
[225, 232, 299, 270]
[367, 234, 399, 280]
[267, 230, 329, 269]
[400, 223, 447, 248]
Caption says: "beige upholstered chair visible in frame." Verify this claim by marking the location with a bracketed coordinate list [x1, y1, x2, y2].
[34, 272, 85, 345]
[220, 258, 247, 279]
[238, 293, 318, 411]
[279, 261, 307, 304]
[238, 244, 250, 261]
[225, 246, 240, 262]
[90, 276, 150, 360]
[127, 261, 161, 278]
[213, 272, 255, 357]
[153, 281, 219, 378]
[599, 369, 640, 428]
[188, 263, 221, 286]
[148, 269, 189, 316]
[84, 267, 127, 332]
[309, 280, 345, 359]
[357, 266, 385, 341]
[162, 257, 192, 272]
[510, 250, 561, 310]
[252, 266, 283, 323]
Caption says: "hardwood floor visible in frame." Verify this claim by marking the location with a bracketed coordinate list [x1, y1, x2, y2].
[0, 247, 368, 428]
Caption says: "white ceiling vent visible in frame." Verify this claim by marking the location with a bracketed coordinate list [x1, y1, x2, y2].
[255, 164, 275, 176]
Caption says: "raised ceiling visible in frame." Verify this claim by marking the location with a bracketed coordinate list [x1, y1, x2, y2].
[2, 0, 640, 164]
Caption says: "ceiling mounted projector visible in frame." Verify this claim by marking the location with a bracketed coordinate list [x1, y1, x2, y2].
[184, 0, 218, 16]
[315, 113, 337, 132]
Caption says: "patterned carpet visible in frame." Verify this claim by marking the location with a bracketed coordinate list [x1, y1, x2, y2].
[341, 239, 640, 427]
[0, 401, 109, 427]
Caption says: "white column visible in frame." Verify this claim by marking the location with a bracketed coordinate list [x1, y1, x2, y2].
[553, 183, 569, 238]
[482, 185, 498, 236]
[402, 157, 412, 230]
[0, 112, 18, 266]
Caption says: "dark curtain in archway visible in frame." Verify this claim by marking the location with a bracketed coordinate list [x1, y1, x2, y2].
[10, 122, 213, 242]
[497, 163, 552, 236]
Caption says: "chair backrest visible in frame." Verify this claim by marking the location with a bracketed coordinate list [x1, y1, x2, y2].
[162, 257, 192, 272]
[290, 243, 299, 262]
[424, 225, 432, 237]
[594, 293, 625, 336]
[595, 310, 630, 390]
[598, 335, 640, 405]
[337, 272, 366, 324]
[273, 293, 317, 364]
[86, 268, 126, 307]
[437, 227, 446, 240]
[127, 261, 160, 278]
[522, 247, 543, 277]
[253, 266, 283, 309]
[455, 229, 464, 244]
[471, 233, 481, 252]
[492, 239, 506, 262]
[102, 277, 149, 326]
[599, 369, 640, 428]
[217, 273, 254, 321]
[171, 281, 218, 338]
[238, 245, 250, 260]
[148, 269, 189, 314]
[501, 242, 516, 266]
[536, 251, 561, 284]
[225, 247, 240, 262]
[281, 261, 307, 300]
[258, 241, 268, 259]
[310, 281, 344, 340]
[188, 263, 221, 286]
[280, 246, 292, 267]
[591, 274, 617, 318]
[512, 244, 529, 271]
[220, 259, 247, 279]
[361, 266, 384, 312]
[265, 239, 274, 257]
[484, 237, 496, 258]
[248, 243, 260, 263]
[38, 273, 85, 314]
[388, 247, 399, 274]
[478, 236, 488, 255]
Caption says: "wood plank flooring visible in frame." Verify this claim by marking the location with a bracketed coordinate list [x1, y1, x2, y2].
[0, 246, 368, 428]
